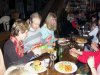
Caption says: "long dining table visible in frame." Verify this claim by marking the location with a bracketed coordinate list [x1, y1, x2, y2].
[34, 39, 90, 75]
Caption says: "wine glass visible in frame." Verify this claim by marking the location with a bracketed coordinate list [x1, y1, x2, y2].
[50, 52, 57, 67]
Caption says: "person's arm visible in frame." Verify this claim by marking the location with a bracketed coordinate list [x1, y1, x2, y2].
[70, 48, 100, 65]
[91, 42, 99, 51]
[90, 67, 98, 75]
[89, 26, 98, 36]
[87, 56, 97, 75]
[78, 51, 100, 63]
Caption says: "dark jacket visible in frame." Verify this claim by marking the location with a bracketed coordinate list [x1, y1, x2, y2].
[3, 39, 34, 69]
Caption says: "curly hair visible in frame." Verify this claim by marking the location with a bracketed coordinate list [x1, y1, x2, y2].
[11, 19, 29, 37]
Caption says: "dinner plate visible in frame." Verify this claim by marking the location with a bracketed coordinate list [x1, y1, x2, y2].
[25, 61, 47, 73]
[58, 38, 68, 43]
[54, 61, 77, 74]
[78, 43, 84, 47]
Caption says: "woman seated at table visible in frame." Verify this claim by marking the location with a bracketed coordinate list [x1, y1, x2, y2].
[89, 21, 99, 44]
[40, 12, 57, 45]
[70, 42, 100, 74]
[3, 19, 44, 69]
[84, 21, 99, 51]
[23, 12, 43, 53]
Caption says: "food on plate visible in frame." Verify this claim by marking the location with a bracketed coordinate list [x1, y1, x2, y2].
[75, 37, 87, 44]
[47, 48, 54, 53]
[31, 60, 43, 71]
[58, 63, 72, 72]
[41, 47, 55, 54]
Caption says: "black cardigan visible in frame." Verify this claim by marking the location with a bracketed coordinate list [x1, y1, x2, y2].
[3, 39, 34, 69]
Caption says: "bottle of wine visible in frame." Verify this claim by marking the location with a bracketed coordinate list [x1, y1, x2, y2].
[54, 40, 60, 63]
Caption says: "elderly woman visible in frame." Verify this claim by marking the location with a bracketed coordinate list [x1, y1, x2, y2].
[41, 12, 57, 44]
[3, 19, 36, 69]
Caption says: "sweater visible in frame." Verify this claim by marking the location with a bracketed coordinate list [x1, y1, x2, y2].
[40, 24, 55, 43]
[23, 27, 42, 52]
[3, 39, 34, 69]
[78, 50, 100, 69]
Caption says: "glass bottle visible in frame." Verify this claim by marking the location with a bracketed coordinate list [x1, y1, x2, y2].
[54, 40, 60, 63]
[59, 45, 63, 59]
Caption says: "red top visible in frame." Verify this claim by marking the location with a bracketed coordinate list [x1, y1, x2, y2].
[71, 19, 77, 29]
[78, 50, 100, 69]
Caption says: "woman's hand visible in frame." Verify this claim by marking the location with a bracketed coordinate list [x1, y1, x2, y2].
[87, 56, 97, 75]
[87, 56, 95, 68]
[46, 35, 52, 43]
[69, 48, 83, 58]
[69, 48, 79, 58]
[91, 42, 99, 51]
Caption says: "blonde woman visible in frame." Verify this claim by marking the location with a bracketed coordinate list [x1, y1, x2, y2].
[41, 12, 57, 44]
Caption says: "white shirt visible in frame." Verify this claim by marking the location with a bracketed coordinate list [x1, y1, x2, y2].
[89, 26, 99, 43]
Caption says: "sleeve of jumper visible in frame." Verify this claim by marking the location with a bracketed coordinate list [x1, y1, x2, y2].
[20, 51, 35, 63]
[78, 51, 100, 63]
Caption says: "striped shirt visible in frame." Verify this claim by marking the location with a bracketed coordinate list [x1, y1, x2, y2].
[23, 27, 42, 52]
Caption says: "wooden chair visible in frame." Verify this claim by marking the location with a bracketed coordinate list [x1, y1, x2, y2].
[0, 48, 6, 75]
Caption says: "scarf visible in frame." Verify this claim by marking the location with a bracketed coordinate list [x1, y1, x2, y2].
[10, 36, 24, 57]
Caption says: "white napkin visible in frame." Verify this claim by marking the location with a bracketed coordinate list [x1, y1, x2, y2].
[33, 48, 41, 55]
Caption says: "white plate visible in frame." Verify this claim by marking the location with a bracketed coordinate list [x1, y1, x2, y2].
[58, 38, 67, 43]
[54, 61, 77, 74]
[83, 34, 88, 37]
[78, 43, 84, 46]
[25, 61, 47, 73]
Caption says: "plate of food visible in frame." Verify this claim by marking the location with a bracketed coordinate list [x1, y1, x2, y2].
[75, 37, 87, 44]
[54, 61, 77, 74]
[58, 38, 68, 43]
[25, 60, 47, 73]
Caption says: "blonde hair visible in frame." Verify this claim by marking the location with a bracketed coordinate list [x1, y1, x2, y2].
[4, 65, 38, 75]
[11, 19, 29, 37]
[45, 12, 57, 31]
